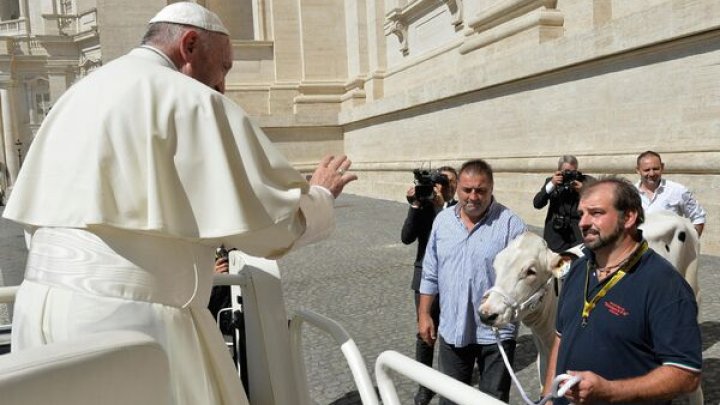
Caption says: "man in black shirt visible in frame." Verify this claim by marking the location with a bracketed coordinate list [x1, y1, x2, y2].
[544, 176, 701, 404]
[401, 165, 457, 405]
[533, 155, 589, 253]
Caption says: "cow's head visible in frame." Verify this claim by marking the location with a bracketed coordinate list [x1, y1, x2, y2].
[479, 232, 570, 327]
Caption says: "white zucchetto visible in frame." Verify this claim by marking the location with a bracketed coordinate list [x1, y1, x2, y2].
[149, 2, 230, 36]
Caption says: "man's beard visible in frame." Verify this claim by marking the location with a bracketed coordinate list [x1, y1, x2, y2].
[463, 201, 485, 216]
[583, 217, 624, 251]
[643, 176, 660, 188]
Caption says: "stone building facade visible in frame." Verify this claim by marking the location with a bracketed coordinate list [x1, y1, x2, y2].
[1, 0, 718, 254]
[0, 0, 99, 199]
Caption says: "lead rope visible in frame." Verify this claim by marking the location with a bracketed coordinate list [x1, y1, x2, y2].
[494, 329, 581, 405]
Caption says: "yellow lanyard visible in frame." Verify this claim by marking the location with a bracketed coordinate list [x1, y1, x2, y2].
[581, 241, 648, 327]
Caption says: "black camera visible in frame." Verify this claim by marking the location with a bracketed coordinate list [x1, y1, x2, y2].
[410, 169, 449, 203]
[215, 245, 237, 261]
[552, 214, 571, 230]
[559, 170, 585, 192]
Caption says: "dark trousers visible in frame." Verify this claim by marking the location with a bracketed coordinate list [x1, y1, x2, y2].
[437, 335, 515, 404]
[414, 292, 440, 395]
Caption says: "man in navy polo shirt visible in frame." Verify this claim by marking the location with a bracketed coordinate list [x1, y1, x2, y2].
[543, 176, 701, 404]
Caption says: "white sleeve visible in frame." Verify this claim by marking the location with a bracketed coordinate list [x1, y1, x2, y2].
[292, 185, 336, 249]
[681, 190, 706, 225]
[545, 181, 555, 194]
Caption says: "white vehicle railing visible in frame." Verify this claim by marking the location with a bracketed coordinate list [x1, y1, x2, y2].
[289, 309, 379, 405]
[375, 350, 507, 405]
[0, 286, 18, 304]
[223, 251, 379, 405]
[2, 273, 519, 405]
[0, 287, 17, 350]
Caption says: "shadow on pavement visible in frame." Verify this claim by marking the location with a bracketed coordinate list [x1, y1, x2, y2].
[511, 334, 538, 373]
[328, 388, 378, 405]
[701, 321, 720, 351]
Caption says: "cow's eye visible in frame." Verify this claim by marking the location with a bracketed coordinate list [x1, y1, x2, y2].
[525, 268, 537, 277]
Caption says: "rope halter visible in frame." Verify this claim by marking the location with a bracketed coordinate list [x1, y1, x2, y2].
[483, 276, 554, 322]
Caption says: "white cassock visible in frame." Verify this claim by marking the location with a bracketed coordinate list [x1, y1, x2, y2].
[3, 46, 335, 405]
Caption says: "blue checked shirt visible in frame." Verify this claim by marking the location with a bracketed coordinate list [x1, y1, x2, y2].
[420, 199, 526, 346]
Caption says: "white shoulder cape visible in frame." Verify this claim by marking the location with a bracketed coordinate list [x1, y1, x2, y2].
[4, 47, 311, 257]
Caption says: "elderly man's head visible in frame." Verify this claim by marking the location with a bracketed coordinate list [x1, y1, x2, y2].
[143, 3, 233, 93]
[557, 155, 579, 172]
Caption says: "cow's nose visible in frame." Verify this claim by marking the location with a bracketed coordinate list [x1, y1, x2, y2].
[479, 312, 498, 325]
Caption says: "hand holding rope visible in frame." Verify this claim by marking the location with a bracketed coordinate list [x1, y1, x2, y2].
[492, 328, 581, 405]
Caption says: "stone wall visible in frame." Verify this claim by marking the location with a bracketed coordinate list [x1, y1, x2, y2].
[334, 0, 720, 254]
[6, 0, 717, 253]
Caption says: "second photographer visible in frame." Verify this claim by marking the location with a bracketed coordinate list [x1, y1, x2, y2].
[533, 155, 590, 253]
[400, 165, 457, 405]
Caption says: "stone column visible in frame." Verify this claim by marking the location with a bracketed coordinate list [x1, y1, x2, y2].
[0, 95, 6, 197]
[1, 85, 21, 188]
[23, 81, 36, 127]
[253, 0, 267, 40]
[364, 0, 387, 100]
[297, 0, 347, 82]
[271, 0, 303, 82]
[267, 0, 304, 114]
[19, 0, 30, 35]
[18, 0, 27, 18]
[345, 0, 368, 79]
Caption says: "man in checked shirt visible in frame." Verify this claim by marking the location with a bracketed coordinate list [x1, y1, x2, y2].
[418, 159, 526, 404]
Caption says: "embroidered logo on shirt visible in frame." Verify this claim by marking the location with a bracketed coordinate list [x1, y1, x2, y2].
[604, 301, 629, 317]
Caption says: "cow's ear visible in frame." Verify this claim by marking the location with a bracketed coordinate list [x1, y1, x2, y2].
[548, 251, 573, 279]
[547, 251, 562, 276]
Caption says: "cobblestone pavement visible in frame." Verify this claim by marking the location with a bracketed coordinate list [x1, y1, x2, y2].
[2, 196, 719, 404]
[0, 206, 26, 325]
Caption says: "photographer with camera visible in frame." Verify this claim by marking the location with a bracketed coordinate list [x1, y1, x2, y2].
[208, 245, 236, 333]
[533, 155, 590, 253]
[401, 165, 457, 405]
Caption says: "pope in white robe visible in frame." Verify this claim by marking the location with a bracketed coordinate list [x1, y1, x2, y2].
[2, 3, 356, 404]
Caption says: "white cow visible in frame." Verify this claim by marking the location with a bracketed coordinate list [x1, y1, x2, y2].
[478, 212, 702, 404]
[478, 231, 569, 384]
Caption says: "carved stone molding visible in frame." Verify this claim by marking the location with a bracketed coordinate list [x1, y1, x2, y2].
[459, 0, 563, 54]
[385, 0, 458, 56]
[384, 14, 409, 56]
[442, 0, 464, 28]
[78, 56, 101, 77]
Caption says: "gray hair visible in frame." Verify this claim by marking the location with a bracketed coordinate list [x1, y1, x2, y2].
[142, 22, 187, 46]
[557, 155, 579, 170]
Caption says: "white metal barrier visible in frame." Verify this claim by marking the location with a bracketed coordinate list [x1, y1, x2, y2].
[289, 309, 379, 405]
[219, 252, 303, 405]
[0, 287, 17, 350]
[375, 350, 507, 405]
[2, 262, 510, 405]
[222, 251, 379, 405]
[0, 286, 18, 304]
[0, 256, 379, 405]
